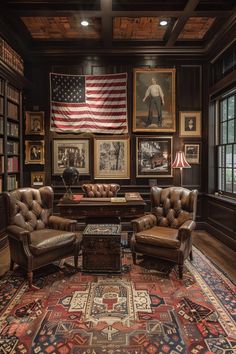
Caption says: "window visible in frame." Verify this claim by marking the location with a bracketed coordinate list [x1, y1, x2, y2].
[217, 92, 236, 196]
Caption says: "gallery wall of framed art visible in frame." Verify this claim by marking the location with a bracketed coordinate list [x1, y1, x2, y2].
[22, 60, 203, 193]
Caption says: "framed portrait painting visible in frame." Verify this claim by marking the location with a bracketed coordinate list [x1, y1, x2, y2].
[179, 111, 201, 137]
[94, 137, 130, 179]
[133, 68, 176, 132]
[25, 111, 45, 135]
[31, 171, 46, 188]
[136, 136, 173, 177]
[25, 140, 45, 164]
[184, 144, 200, 164]
[52, 139, 90, 175]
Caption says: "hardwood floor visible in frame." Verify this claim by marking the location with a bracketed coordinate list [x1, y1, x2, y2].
[0, 230, 235, 282]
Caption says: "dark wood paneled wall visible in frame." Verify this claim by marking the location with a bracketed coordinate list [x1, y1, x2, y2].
[23, 56, 204, 195]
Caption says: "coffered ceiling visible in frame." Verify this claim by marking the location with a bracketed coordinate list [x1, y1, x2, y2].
[1, 0, 236, 56]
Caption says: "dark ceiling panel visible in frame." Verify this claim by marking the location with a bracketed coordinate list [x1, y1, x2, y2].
[21, 16, 101, 39]
[178, 16, 215, 40]
[113, 17, 169, 40]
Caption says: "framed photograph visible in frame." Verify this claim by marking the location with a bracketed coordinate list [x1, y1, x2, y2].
[25, 111, 45, 135]
[136, 136, 173, 177]
[133, 68, 176, 132]
[94, 137, 130, 179]
[184, 144, 200, 164]
[25, 140, 45, 164]
[31, 171, 46, 188]
[179, 111, 201, 137]
[52, 139, 90, 175]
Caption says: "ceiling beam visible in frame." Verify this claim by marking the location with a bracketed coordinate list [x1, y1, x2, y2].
[166, 0, 201, 47]
[101, 0, 112, 48]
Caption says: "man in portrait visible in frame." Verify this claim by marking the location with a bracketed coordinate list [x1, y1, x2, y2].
[30, 145, 41, 160]
[143, 77, 165, 127]
[31, 118, 41, 132]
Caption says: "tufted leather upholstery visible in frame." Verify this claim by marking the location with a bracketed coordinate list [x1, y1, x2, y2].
[131, 186, 198, 279]
[82, 183, 120, 198]
[4, 186, 81, 289]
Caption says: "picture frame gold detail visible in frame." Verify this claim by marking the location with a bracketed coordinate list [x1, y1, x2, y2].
[94, 136, 130, 179]
[179, 111, 201, 137]
[133, 68, 176, 132]
[25, 111, 45, 135]
[52, 139, 90, 175]
[25, 140, 45, 164]
[184, 144, 200, 164]
[31, 171, 46, 188]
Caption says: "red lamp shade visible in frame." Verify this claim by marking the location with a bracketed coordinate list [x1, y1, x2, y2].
[172, 151, 191, 169]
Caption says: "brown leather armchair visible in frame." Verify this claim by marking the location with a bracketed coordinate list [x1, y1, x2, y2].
[131, 186, 198, 279]
[82, 183, 120, 198]
[4, 186, 81, 289]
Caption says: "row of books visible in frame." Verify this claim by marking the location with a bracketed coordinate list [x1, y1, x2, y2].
[7, 101, 18, 120]
[7, 121, 19, 137]
[7, 141, 19, 154]
[0, 38, 24, 75]
[0, 78, 3, 95]
[8, 156, 19, 172]
[0, 156, 4, 173]
[0, 97, 3, 115]
[7, 85, 20, 103]
[7, 174, 18, 191]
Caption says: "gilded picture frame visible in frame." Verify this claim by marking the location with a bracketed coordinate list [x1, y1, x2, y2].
[52, 139, 90, 175]
[179, 111, 201, 137]
[31, 171, 46, 188]
[94, 136, 130, 179]
[136, 136, 173, 177]
[25, 111, 45, 135]
[25, 140, 45, 164]
[133, 68, 176, 132]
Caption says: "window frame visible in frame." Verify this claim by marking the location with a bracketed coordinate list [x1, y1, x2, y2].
[216, 90, 236, 197]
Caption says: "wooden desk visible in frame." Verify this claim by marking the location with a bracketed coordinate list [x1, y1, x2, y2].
[58, 197, 146, 221]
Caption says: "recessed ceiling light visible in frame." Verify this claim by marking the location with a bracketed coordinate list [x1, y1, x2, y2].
[81, 20, 89, 27]
[160, 20, 168, 26]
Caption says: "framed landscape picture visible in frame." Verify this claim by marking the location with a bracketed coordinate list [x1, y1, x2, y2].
[25, 140, 45, 164]
[25, 111, 45, 135]
[133, 68, 176, 132]
[184, 144, 200, 164]
[31, 171, 46, 188]
[94, 137, 130, 179]
[136, 136, 173, 177]
[179, 111, 201, 137]
[52, 139, 90, 175]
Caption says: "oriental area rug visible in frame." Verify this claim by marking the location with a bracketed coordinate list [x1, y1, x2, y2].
[0, 247, 235, 354]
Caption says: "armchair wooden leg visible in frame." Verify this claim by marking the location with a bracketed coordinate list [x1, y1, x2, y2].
[10, 259, 14, 271]
[27, 271, 39, 291]
[132, 252, 137, 264]
[74, 254, 78, 269]
[189, 250, 193, 261]
[178, 265, 183, 279]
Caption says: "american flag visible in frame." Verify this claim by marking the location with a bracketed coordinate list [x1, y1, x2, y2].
[50, 72, 128, 134]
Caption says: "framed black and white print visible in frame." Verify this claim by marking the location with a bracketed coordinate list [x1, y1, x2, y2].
[52, 139, 90, 175]
[136, 136, 173, 177]
[184, 144, 200, 164]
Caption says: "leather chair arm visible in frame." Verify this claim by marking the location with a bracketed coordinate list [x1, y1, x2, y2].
[177, 220, 196, 242]
[48, 215, 77, 231]
[6, 225, 31, 242]
[132, 214, 157, 233]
